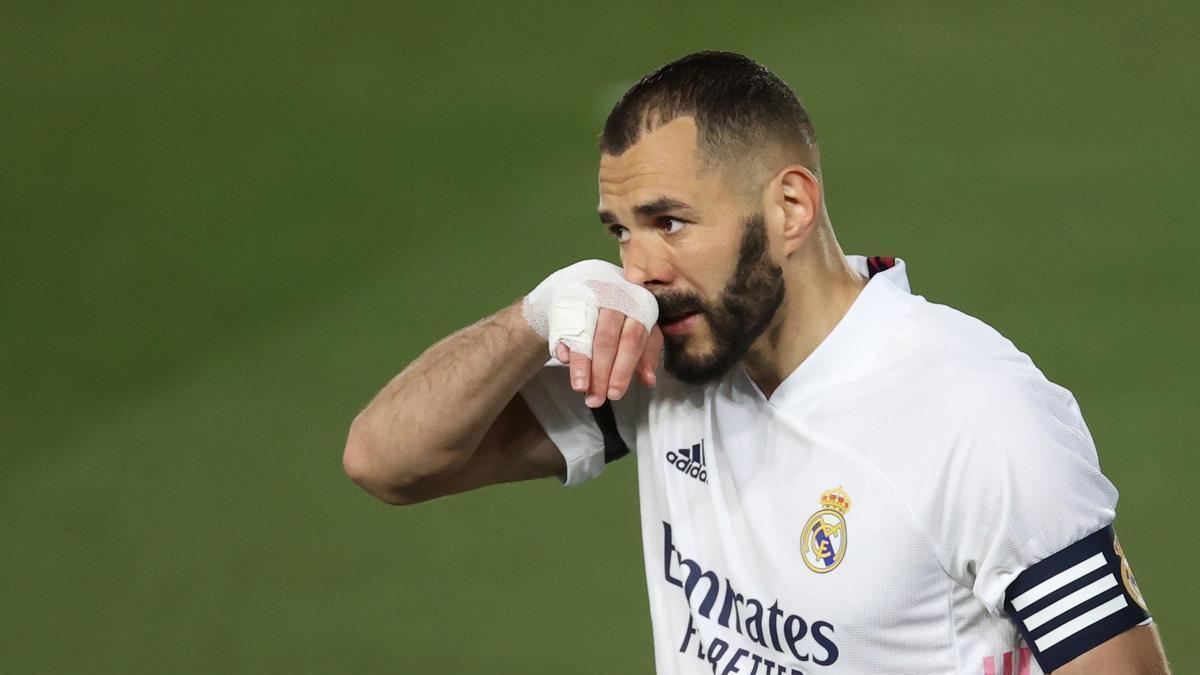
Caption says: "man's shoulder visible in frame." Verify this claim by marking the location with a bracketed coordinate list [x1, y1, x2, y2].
[895, 291, 1028, 369]
[842, 291, 1091, 465]
[878, 291, 1068, 404]
[887, 299, 1100, 487]
[845, 295, 1111, 558]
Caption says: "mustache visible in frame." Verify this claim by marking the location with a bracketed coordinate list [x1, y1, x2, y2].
[654, 291, 708, 322]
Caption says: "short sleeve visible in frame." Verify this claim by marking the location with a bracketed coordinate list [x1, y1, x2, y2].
[936, 367, 1120, 615]
[519, 360, 640, 486]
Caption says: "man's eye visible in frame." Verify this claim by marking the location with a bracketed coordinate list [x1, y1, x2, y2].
[609, 225, 631, 243]
[663, 218, 688, 234]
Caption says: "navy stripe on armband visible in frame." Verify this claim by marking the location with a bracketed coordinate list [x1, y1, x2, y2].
[1004, 525, 1151, 673]
[590, 401, 630, 464]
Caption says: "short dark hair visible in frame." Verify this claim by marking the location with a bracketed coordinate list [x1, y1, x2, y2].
[600, 51, 818, 171]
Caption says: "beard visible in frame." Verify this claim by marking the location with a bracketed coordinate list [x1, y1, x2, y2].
[655, 211, 785, 385]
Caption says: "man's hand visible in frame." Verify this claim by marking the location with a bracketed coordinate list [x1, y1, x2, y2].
[553, 308, 664, 408]
[523, 259, 663, 408]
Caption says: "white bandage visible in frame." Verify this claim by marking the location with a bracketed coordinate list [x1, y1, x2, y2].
[522, 259, 659, 358]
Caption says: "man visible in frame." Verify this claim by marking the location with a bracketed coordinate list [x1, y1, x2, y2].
[343, 52, 1169, 674]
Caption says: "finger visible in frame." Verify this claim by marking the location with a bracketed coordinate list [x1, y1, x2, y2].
[555, 342, 570, 364]
[568, 348, 590, 392]
[636, 325, 664, 387]
[606, 317, 649, 400]
[587, 308, 624, 407]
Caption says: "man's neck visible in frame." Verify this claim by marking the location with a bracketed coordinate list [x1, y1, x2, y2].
[742, 247, 866, 399]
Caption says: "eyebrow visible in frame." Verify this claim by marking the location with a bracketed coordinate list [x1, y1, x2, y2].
[598, 196, 694, 225]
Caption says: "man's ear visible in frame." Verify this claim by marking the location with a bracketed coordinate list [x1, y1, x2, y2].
[770, 166, 822, 256]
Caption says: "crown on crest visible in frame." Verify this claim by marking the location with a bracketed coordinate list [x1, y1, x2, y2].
[819, 487, 852, 515]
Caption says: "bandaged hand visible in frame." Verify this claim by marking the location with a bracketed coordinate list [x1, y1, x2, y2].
[523, 260, 664, 407]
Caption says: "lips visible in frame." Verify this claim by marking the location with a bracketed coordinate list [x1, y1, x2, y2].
[660, 311, 701, 337]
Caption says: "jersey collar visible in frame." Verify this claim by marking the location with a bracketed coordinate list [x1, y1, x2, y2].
[733, 255, 912, 408]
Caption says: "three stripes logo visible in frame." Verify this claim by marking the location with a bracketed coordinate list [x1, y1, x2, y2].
[1004, 527, 1151, 672]
[666, 440, 707, 483]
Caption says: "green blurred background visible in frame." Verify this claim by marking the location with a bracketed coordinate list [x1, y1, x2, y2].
[3, 1, 1197, 672]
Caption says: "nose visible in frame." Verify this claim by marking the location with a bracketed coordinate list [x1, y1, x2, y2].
[621, 234, 675, 288]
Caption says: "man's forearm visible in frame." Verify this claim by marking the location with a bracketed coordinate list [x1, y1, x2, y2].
[344, 301, 547, 496]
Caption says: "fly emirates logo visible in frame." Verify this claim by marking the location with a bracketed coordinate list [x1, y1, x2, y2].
[662, 522, 839, 674]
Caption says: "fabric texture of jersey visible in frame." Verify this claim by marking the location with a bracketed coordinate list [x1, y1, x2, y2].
[519, 255, 1148, 674]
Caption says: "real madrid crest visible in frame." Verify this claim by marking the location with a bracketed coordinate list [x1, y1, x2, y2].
[1113, 536, 1148, 610]
[801, 486, 851, 574]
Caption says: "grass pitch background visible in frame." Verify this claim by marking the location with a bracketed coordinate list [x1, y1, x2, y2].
[2, 2, 1197, 672]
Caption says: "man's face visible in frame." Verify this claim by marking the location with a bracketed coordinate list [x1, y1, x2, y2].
[598, 117, 785, 384]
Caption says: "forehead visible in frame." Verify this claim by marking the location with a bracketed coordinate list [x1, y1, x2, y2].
[598, 117, 712, 214]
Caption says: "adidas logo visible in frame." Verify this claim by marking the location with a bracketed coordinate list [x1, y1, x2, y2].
[666, 440, 708, 483]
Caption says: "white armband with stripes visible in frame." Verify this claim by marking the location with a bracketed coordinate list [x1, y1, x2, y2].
[1004, 526, 1151, 672]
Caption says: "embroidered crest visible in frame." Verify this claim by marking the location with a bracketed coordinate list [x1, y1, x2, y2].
[1113, 535, 1148, 610]
[801, 487, 851, 574]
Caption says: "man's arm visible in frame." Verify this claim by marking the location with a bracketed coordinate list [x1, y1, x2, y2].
[342, 302, 559, 505]
[342, 299, 658, 505]
[1055, 624, 1169, 674]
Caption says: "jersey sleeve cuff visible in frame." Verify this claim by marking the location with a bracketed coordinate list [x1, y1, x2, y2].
[518, 384, 606, 487]
[1003, 525, 1151, 672]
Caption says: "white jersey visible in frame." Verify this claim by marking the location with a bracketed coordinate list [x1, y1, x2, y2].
[520, 256, 1151, 674]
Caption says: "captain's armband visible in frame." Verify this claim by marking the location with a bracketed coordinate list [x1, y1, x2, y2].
[1004, 526, 1151, 672]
